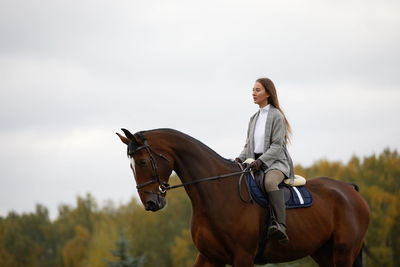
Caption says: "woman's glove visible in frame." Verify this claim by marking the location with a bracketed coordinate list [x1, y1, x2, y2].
[234, 158, 242, 163]
[249, 159, 263, 171]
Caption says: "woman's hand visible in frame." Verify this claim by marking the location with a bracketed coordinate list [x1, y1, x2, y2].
[249, 159, 263, 171]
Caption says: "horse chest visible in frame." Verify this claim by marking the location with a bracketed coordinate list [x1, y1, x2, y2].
[191, 216, 232, 261]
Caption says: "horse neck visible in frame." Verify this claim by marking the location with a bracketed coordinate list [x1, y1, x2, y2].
[161, 131, 240, 210]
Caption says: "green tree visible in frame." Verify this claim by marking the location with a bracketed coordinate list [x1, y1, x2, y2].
[170, 229, 197, 267]
[83, 207, 119, 267]
[0, 205, 57, 267]
[62, 225, 91, 267]
[104, 233, 144, 267]
[0, 243, 17, 267]
[53, 193, 98, 266]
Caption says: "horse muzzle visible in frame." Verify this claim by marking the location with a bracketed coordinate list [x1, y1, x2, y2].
[145, 195, 167, 212]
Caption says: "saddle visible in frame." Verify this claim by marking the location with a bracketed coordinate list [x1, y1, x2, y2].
[247, 173, 313, 209]
[243, 159, 313, 209]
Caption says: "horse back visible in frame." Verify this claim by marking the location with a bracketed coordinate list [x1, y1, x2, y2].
[306, 177, 369, 214]
[304, 177, 370, 230]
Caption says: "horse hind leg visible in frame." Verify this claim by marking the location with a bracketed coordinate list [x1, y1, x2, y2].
[333, 245, 358, 267]
[311, 239, 334, 267]
[232, 251, 256, 267]
[332, 227, 364, 266]
[193, 253, 225, 267]
[332, 235, 362, 267]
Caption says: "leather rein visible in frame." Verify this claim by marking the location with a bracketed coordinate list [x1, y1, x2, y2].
[130, 132, 253, 203]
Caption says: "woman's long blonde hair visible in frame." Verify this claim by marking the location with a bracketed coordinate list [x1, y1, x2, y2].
[256, 77, 292, 143]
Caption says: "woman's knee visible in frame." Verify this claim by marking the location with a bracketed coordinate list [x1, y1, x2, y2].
[264, 170, 285, 192]
[264, 178, 279, 192]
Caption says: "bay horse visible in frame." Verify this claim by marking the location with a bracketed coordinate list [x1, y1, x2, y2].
[116, 128, 370, 267]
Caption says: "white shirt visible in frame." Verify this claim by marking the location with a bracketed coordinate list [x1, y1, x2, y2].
[253, 104, 270, 153]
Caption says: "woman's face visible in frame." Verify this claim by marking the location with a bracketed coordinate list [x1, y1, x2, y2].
[252, 82, 270, 108]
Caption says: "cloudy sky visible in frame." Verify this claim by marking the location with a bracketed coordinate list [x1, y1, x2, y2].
[1, 0, 399, 219]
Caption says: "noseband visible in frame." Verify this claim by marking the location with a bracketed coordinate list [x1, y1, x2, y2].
[129, 132, 171, 195]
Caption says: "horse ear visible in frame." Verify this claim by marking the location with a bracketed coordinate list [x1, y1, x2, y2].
[116, 132, 130, 145]
[121, 128, 135, 140]
[116, 128, 136, 145]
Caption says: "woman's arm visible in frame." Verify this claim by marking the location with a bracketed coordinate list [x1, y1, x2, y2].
[259, 114, 286, 167]
[237, 118, 252, 161]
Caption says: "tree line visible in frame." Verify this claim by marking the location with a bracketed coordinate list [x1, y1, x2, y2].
[0, 148, 399, 267]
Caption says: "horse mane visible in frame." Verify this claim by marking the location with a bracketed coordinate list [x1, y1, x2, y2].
[140, 128, 235, 165]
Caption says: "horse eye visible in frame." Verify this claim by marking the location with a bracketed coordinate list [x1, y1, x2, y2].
[139, 159, 147, 166]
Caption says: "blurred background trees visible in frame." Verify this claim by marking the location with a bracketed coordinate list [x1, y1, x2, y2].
[0, 148, 398, 266]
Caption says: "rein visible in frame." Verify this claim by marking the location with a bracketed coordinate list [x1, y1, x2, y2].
[131, 132, 253, 203]
[163, 169, 250, 191]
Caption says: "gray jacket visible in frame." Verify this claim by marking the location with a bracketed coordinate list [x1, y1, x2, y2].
[238, 106, 294, 180]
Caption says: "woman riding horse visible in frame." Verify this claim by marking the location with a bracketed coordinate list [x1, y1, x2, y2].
[117, 77, 370, 265]
[236, 77, 294, 245]
[117, 126, 369, 266]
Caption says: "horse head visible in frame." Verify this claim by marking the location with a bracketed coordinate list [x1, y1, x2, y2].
[117, 128, 174, 212]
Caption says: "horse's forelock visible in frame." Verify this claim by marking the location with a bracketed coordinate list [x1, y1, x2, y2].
[127, 141, 138, 156]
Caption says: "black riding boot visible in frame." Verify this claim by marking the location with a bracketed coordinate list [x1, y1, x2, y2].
[268, 190, 289, 245]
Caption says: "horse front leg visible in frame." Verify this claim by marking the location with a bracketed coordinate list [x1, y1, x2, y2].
[233, 252, 255, 267]
[193, 253, 225, 267]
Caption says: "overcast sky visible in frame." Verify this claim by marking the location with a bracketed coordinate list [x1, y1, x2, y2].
[1, 0, 399, 219]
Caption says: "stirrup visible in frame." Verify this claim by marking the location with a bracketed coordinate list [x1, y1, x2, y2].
[267, 220, 280, 237]
[268, 223, 289, 245]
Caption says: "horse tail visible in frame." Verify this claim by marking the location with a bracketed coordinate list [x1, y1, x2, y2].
[350, 183, 359, 192]
[353, 243, 380, 267]
[353, 244, 363, 267]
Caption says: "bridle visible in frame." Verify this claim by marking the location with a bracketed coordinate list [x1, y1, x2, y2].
[129, 132, 171, 195]
[129, 132, 252, 202]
